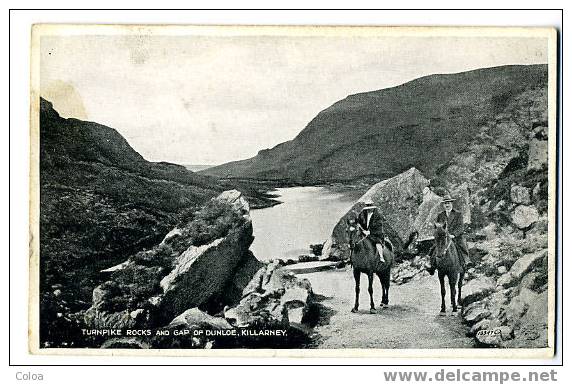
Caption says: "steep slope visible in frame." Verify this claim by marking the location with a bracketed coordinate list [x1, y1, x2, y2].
[39, 98, 224, 345]
[203, 65, 547, 184]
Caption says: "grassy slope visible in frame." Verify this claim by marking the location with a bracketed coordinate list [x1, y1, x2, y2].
[203, 65, 547, 183]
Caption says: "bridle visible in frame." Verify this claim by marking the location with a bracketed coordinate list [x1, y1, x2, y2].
[436, 235, 453, 259]
[347, 222, 366, 250]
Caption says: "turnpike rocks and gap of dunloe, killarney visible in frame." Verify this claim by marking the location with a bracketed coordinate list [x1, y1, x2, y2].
[31, 26, 556, 356]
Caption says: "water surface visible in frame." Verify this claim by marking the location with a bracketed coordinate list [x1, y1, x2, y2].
[250, 186, 359, 260]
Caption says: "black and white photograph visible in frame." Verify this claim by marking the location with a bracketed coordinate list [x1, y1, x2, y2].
[28, 25, 557, 357]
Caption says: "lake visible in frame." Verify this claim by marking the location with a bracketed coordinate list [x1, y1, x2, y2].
[249, 186, 361, 260]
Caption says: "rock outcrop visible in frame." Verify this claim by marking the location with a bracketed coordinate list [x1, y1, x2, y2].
[84, 190, 260, 330]
[324, 167, 429, 259]
[461, 243, 549, 348]
[224, 261, 315, 331]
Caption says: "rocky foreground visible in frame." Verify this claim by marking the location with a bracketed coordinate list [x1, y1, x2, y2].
[81, 190, 318, 349]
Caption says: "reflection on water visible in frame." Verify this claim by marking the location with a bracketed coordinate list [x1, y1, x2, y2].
[250, 186, 359, 260]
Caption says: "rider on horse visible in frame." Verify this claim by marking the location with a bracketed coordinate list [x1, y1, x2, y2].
[427, 193, 472, 275]
[356, 199, 386, 263]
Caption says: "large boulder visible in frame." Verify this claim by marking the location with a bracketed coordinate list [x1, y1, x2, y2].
[325, 167, 429, 259]
[497, 250, 547, 288]
[159, 222, 253, 319]
[412, 184, 471, 241]
[461, 276, 496, 306]
[85, 190, 260, 329]
[412, 187, 443, 240]
[221, 251, 264, 305]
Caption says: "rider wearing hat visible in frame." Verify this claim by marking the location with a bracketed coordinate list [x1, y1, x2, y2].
[356, 199, 386, 263]
[427, 193, 471, 275]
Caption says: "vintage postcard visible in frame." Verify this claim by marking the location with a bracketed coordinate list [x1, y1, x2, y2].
[29, 25, 558, 357]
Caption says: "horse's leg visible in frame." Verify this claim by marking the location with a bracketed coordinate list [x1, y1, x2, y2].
[438, 272, 446, 313]
[377, 272, 385, 307]
[458, 271, 464, 308]
[449, 273, 458, 312]
[368, 273, 376, 313]
[382, 270, 391, 306]
[351, 269, 360, 313]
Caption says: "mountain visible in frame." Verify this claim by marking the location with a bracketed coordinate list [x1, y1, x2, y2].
[203, 65, 547, 184]
[39, 98, 225, 345]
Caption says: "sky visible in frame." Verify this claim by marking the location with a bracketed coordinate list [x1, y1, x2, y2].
[40, 33, 548, 165]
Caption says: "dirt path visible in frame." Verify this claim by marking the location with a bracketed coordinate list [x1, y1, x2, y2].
[303, 266, 474, 349]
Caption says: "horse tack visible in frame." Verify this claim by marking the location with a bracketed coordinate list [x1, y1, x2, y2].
[436, 237, 453, 259]
[346, 217, 394, 314]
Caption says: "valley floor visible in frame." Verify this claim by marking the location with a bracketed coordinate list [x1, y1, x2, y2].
[304, 267, 474, 349]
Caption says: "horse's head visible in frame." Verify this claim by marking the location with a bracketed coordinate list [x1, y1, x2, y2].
[346, 216, 359, 248]
[433, 221, 449, 240]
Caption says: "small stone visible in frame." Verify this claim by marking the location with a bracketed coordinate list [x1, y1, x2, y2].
[510, 185, 531, 205]
[497, 326, 514, 341]
[527, 139, 548, 171]
[148, 296, 162, 307]
[288, 307, 305, 324]
[497, 266, 507, 275]
[493, 200, 506, 212]
[511, 205, 540, 229]
[130, 309, 145, 320]
[53, 289, 62, 297]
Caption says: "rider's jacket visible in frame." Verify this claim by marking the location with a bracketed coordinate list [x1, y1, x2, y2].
[357, 206, 384, 244]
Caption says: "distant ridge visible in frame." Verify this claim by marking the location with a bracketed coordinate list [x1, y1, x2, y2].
[184, 164, 216, 172]
[203, 64, 548, 184]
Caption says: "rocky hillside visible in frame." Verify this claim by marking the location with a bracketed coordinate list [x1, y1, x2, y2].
[203, 65, 547, 184]
[39, 98, 227, 347]
[436, 81, 550, 348]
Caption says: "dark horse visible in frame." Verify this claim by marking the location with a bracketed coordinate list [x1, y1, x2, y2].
[432, 221, 465, 313]
[346, 218, 394, 313]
